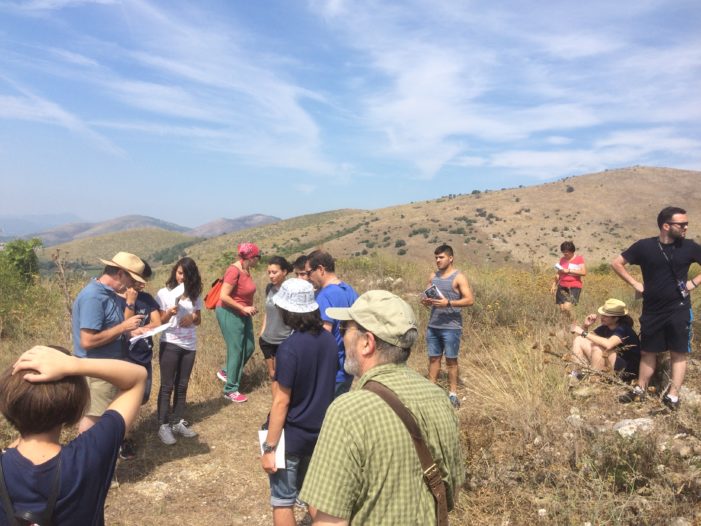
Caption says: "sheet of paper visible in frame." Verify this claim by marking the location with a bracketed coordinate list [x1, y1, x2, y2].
[258, 429, 286, 469]
[168, 283, 185, 304]
[129, 322, 173, 344]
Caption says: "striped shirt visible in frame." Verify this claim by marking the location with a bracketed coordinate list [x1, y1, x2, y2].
[299, 363, 464, 525]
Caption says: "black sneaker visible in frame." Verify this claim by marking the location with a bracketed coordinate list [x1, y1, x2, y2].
[119, 439, 137, 460]
[662, 394, 680, 411]
[618, 386, 645, 404]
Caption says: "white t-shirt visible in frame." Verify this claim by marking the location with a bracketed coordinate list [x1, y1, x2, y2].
[157, 287, 202, 351]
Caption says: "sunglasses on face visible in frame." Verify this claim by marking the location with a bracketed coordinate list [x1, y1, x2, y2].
[667, 222, 689, 228]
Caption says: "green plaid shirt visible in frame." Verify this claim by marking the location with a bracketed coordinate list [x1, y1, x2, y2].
[299, 363, 464, 525]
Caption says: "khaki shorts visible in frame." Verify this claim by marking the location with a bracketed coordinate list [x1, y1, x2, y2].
[86, 377, 118, 417]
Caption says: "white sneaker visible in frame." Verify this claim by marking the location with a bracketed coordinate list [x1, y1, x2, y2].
[171, 419, 197, 438]
[158, 423, 177, 445]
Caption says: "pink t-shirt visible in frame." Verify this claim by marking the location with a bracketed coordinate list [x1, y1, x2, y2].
[216, 264, 257, 309]
[558, 254, 584, 288]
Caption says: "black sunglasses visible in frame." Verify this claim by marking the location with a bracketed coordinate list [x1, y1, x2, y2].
[667, 222, 689, 228]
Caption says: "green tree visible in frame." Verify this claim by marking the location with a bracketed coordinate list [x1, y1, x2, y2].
[0, 238, 42, 283]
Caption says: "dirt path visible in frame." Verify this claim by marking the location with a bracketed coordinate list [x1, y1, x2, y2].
[105, 381, 300, 526]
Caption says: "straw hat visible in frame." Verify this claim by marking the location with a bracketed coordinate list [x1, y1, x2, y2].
[98, 252, 146, 283]
[597, 298, 628, 316]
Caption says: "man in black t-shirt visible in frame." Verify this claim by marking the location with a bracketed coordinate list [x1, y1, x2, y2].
[612, 207, 701, 410]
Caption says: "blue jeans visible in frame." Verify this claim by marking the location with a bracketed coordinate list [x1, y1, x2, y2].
[269, 454, 311, 507]
[426, 327, 462, 358]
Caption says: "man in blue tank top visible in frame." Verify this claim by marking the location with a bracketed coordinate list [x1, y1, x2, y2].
[421, 244, 474, 408]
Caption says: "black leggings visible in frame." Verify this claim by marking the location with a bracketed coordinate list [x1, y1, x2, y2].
[157, 341, 196, 425]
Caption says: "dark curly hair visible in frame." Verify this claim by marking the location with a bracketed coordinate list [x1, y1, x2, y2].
[166, 257, 203, 301]
[280, 308, 324, 335]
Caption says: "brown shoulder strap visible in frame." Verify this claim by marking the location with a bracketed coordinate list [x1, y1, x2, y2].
[363, 380, 449, 526]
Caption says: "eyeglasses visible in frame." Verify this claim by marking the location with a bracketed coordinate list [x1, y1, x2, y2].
[667, 222, 689, 228]
[339, 321, 366, 337]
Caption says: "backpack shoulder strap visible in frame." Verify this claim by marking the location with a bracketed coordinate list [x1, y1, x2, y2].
[0, 454, 20, 526]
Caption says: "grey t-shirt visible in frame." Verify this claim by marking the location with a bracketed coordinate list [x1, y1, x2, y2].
[428, 270, 463, 330]
[261, 283, 293, 345]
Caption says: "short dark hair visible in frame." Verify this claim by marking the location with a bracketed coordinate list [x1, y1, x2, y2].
[141, 260, 153, 280]
[434, 244, 453, 257]
[280, 308, 324, 335]
[308, 250, 335, 272]
[103, 265, 121, 277]
[292, 255, 308, 271]
[0, 346, 89, 436]
[267, 256, 293, 273]
[560, 241, 576, 253]
[657, 207, 687, 229]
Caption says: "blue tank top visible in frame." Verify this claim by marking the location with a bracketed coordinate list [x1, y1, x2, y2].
[428, 270, 462, 329]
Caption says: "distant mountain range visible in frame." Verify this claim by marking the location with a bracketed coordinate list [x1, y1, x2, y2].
[4, 214, 280, 246]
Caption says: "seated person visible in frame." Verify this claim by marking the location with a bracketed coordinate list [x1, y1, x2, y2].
[570, 298, 640, 379]
[0, 345, 146, 526]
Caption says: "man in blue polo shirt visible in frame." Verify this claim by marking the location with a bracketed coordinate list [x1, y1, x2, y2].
[306, 250, 359, 396]
[72, 251, 147, 433]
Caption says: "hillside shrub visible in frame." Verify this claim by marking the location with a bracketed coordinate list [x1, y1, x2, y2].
[394, 239, 406, 248]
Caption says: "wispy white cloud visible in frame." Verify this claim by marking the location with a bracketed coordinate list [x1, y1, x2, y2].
[0, 79, 123, 155]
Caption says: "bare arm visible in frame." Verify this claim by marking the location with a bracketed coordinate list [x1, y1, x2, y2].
[13, 347, 146, 431]
[453, 273, 474, 307]
[570, 325, 623, 351]
[611, 255, 643, 293]
[309, 508, 348, 526]
[261, 383, 291, 473]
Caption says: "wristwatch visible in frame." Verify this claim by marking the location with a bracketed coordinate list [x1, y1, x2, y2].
[126, 303, 136, 310]
[262, 441, 277, 453]
[581, 330, 589, 338]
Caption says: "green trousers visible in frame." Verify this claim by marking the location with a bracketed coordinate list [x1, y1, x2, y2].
[216, 307, 254, 393]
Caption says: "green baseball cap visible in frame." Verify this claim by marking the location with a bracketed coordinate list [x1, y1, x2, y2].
[326, 290, 417, 347]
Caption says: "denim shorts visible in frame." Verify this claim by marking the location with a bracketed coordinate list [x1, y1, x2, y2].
[269, 454, 310, 507]
[426, 327, 462, 358]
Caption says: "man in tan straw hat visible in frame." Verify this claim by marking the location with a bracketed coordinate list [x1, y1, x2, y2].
[299, 290, 463, 525]
[72, 252, 148, 432]
[613, 206, 701, 410]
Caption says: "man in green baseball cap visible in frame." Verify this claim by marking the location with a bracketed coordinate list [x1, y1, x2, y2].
[299, 290, 464, 525]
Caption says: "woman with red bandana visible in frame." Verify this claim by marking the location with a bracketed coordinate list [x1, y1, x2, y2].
[216, 243, 261, 402]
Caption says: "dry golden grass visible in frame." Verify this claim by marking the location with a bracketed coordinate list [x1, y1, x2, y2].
[4, 178, 701, 523]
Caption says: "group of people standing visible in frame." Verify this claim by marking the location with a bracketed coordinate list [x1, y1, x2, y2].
[558, 207, 701, 411]
[1, 205, 697, 525]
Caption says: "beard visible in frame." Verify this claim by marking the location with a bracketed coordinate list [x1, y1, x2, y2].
[343, 346, 361, 377]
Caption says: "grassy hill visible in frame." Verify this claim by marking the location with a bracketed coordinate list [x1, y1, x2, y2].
[38, 228, 199, 270]
[187, 166, 701, 273]
[36, 166, 701, 276]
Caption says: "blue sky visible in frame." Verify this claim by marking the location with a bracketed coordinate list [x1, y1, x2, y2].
[1, 0, 700, 228]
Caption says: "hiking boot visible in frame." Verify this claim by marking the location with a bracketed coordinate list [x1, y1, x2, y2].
[662, 394, 680, 411]
[216, 369, 227, 382]
[172, 419, 198, 438]
[119, 438, 137, 460]
[448, 393, 460, 408]
[158, 423, 177, 445]
[619, 386, 646, 404]
[224, 391, 248, 403]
